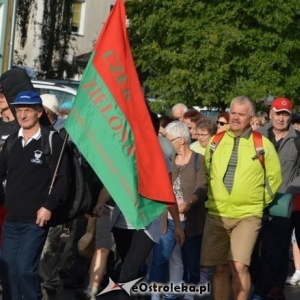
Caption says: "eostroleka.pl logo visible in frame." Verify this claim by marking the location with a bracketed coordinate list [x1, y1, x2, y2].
[98, 277, 211, 297]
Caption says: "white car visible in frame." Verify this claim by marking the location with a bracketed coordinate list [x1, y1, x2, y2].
[32, 80, 77, 108]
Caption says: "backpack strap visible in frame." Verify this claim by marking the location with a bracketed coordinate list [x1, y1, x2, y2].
[294, 130, 300, 177]
[193, 153, 199, 173]
[294, 130, 300, 153]
[252, 131, 273, 199]
[40, 126, 57, 167]
[207, 131, 226, 176]
[252, 131, 265, 169]
[210, 131, 226, 154]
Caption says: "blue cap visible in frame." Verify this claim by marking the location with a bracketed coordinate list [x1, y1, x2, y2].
[11, 91, 42, 106]
[60, 101, 73, 110]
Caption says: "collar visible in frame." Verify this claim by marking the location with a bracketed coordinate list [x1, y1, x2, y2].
[226, 127, 253, 139]
[18, 128, 41, 146]
[265, 122, 297, 139]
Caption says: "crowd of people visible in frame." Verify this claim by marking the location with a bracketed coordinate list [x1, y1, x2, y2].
[0, 68, 300, 300]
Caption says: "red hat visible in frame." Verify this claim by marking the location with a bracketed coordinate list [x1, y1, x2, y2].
[271, 97, 293, 114]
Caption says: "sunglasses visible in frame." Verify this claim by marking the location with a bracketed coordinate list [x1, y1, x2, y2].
[216, 121, 228, 126]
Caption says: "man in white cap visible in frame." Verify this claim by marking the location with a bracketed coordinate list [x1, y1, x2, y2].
[41, 94, 65, 131]
[252, 97, 300, 299]
[39, 94, 67, 294]
[171, 103, 188, 121]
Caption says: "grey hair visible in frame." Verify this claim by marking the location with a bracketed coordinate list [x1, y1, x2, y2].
[171, 103, 188, 113]
[165, 121, 191, 144]
[230, 96, 256, 116]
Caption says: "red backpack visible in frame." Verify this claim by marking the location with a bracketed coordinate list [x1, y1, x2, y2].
[209, 131, 265, 169]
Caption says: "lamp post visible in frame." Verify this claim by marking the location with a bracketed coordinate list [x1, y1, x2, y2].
[1, 0, 18, 74]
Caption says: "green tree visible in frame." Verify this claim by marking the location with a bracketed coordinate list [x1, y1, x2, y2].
[126, 0, 300, 109]
[39, 0, 77, 78]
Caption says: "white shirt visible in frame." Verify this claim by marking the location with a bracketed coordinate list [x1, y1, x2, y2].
[18, 128, 41, 147]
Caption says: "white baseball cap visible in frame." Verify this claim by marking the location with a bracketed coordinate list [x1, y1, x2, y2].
[41, 94, 59, 114]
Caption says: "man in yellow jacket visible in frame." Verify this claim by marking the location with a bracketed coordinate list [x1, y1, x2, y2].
[201, 96, 282, 300]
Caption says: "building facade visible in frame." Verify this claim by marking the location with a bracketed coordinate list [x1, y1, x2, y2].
[13, 0, 118, 78]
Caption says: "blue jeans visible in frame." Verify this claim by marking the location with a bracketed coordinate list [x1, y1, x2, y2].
[0, 220, 49, 300]
[181, 234, 202, 284]
[149, 219, 184, 283]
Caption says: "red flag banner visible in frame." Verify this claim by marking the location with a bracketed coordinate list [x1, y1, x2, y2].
[65, 0, 175, 228]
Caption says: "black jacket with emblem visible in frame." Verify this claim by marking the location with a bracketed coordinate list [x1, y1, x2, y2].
[0, 126, 70, 223]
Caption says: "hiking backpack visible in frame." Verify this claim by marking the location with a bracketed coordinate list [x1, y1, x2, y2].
[4, 126, 101, 226]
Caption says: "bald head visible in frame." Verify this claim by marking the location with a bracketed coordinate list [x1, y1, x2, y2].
[172, 103, 188, 121]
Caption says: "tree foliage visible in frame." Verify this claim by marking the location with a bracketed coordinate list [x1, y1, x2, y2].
[17, 0, 36, 48]
[39, 0, 77, 78]
[126, 0, 300, 108]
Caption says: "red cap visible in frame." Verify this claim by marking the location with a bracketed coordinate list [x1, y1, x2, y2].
[271, 97, 293, 114]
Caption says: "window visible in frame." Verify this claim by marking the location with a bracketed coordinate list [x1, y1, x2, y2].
[72, 0, 86, 35]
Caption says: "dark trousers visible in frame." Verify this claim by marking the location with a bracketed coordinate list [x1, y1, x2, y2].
[113, 227, 154, 282]
[0, 220, 49, 300]
[70, 216, 90, 282]
[181, 234, 202, 284]
[251, 216, 292, 298]
[112, 227, 154, 300]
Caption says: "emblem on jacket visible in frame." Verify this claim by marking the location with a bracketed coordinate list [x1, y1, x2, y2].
[31, 150, 43, 164]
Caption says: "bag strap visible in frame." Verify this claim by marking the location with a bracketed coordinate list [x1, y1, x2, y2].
[252, 131, 265, 169]
[210, 131, 226, 154]
[294, 130, 300, 153]
[193, 152, 199, 173]
[40, 126, 58, 167]
[252, 131, 272, 198]
[208, 131, 225, 167]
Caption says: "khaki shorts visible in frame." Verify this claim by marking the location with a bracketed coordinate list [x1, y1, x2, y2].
[200, 214, 261, 266]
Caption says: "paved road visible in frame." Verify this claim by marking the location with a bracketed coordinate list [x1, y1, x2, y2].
[45, 281, 300, 300]
[1, 236, 299, 300]
[36, 264, 300, 300]
[47, 283, 300, 300]
[0, 278, 299, 299]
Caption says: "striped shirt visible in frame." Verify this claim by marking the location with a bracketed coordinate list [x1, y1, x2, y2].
[223, 136, 240, 193]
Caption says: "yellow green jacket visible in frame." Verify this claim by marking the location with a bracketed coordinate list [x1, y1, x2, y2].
[204, 129, 282, 218]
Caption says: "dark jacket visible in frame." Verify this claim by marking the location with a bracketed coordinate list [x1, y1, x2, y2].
[0, 126, 70, 223]
[259, 122, 300, 196]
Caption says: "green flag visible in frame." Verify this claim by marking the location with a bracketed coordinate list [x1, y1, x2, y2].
[65, 0, 175, 229]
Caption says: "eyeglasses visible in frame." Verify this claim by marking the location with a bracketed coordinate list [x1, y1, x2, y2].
[216, 121, 228, 126]
[169, 137, 181, 142]
[195, 133, 210, 137]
